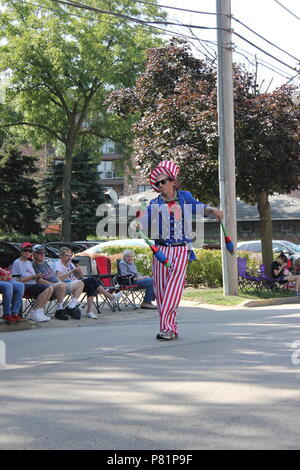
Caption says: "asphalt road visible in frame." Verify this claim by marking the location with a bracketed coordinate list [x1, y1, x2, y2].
[1, 301, 300, 450]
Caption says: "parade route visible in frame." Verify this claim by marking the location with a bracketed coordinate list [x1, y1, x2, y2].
[1, 301, 300, 450]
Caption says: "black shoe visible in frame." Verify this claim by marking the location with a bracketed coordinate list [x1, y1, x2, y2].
[65, 306, 81, 320]
[54, 309, 69, 320]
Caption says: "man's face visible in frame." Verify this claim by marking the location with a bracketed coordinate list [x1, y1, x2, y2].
[155, 174, 174, 194]
[33, 250, 45, 262]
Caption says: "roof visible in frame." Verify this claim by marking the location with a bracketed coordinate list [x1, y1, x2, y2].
[236, 194, 300, 222]
[120, 191, 300, 222]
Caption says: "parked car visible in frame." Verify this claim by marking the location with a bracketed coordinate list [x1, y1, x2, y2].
[72, 240, 106, 249]
[0, 242, 21, 268]
[0, 241, 59, 269]
[237, 240, 300, 265]
[81, 238, 149, 256]
[44, 241, 88, 253]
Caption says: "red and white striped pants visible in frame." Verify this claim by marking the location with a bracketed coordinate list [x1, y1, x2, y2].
[152, 245, 188, 335]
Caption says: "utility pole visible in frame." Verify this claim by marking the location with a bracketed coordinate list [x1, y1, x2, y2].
[216, 0, 238, 295]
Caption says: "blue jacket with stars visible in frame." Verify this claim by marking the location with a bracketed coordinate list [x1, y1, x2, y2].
[140, 190, 206, 261]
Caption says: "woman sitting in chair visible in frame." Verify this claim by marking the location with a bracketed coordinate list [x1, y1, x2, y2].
[119, 250, 156, 309]
[271, 252, 300, 296]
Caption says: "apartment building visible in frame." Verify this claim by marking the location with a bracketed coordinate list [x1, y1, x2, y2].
[99, 139, 151, 197]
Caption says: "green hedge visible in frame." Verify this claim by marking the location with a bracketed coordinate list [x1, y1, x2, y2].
[101, 246, 259, 288]
[0, 232, 62, 243]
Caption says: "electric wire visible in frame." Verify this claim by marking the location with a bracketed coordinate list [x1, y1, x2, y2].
[48, 0, 227, 31]
[231, 15, 300, 64]
[47, 0, 300, 74]
[234, 45, 300, 82]
[134, 0, 221, 16]
[7, 0, 300, 84]
[274, 0, 300, 22]
[232, 30, 299, 73]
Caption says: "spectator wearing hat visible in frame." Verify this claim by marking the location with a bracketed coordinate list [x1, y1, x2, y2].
[31, 244, 85, 320]
[138, 161, 223, 341]
[11, 242, 53, 322]
[31, 245, 69, 320]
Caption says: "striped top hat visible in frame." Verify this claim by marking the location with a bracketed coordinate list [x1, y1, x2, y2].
[150, 160, 180, 192]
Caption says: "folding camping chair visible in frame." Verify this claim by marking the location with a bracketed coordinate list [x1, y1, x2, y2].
[115, 259, 145, 309]
[91, 256, 121, 313]
[259, 264, 295, 294]
[237, 257, 262, 294]
[21, 291, 36, 318]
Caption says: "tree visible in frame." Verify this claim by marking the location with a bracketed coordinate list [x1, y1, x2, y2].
[234, 68, 300, 272]
[0, 146, 41, 235]
[0, 0, 165, 240]
[107, 39, 219, 203]
[39, 148, 106, 240]
[107, 41, 300, 274]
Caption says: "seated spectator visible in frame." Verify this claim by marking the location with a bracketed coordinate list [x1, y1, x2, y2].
[32, 244, 81, 320]
[11, 242, 53, 322]
[0, 266, 25, 324]
[271, 252, 300, 295]
[119, 249, 156, 309]
[31, 244, 84, 320]
[56, 247, 123, 319]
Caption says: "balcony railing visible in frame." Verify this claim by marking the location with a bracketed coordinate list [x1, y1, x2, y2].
[100, 170, 123, 179]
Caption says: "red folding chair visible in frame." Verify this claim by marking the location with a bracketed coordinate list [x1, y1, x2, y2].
[92, 256, 121, 312]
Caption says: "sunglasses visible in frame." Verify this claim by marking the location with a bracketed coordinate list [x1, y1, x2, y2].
[22, 249, 33, 253]
[154, 178, 172, 187]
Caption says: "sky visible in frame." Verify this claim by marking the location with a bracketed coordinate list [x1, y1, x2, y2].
[158, 0, 300, 92]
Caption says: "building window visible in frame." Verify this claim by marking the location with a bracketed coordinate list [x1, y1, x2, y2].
[101, 139, 122, 155]
[280, 221, 293, 234]
[97, 160, 122, 179]
[138, 185, 152, 192]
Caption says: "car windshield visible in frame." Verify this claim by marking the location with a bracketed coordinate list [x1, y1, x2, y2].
[280, 241, 300, 252]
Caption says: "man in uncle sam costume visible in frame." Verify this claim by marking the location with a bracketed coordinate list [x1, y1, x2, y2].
[138, 160, 223, 341]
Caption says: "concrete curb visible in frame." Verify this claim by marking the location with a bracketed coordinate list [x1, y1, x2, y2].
[181, 297, 300, 309]
[240, 296, 300, 308]
[0, 320, 39, 333]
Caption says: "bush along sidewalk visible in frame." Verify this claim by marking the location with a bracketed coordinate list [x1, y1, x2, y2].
[101, 246, 259, 289]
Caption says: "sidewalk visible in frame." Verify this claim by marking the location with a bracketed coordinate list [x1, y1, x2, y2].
[0, 301, 159, 332]
[1, 295, 300, 333]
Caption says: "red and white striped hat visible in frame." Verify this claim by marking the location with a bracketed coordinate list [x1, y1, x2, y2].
[150, 160, 180, 192]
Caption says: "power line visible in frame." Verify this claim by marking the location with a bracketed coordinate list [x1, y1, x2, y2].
[9, 0, 221, 62]
[285, 71, 300, 85]
[49, 0, 227, 31]
[10, 0, 209, 42]
[9, 0, 300, 83]
[234, 45, 300, 82]
[232, 30, 299, 73]
[134, 0, 220, 16]
[48, 0, 300, 74]
[232, 16, 300, 64]
[274, 0, 300, 22]
[234, 49, 293, 81]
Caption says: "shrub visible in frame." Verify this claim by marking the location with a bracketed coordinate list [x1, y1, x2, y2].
[99, 246, 260, 288]
[186, 249, 223, 287]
